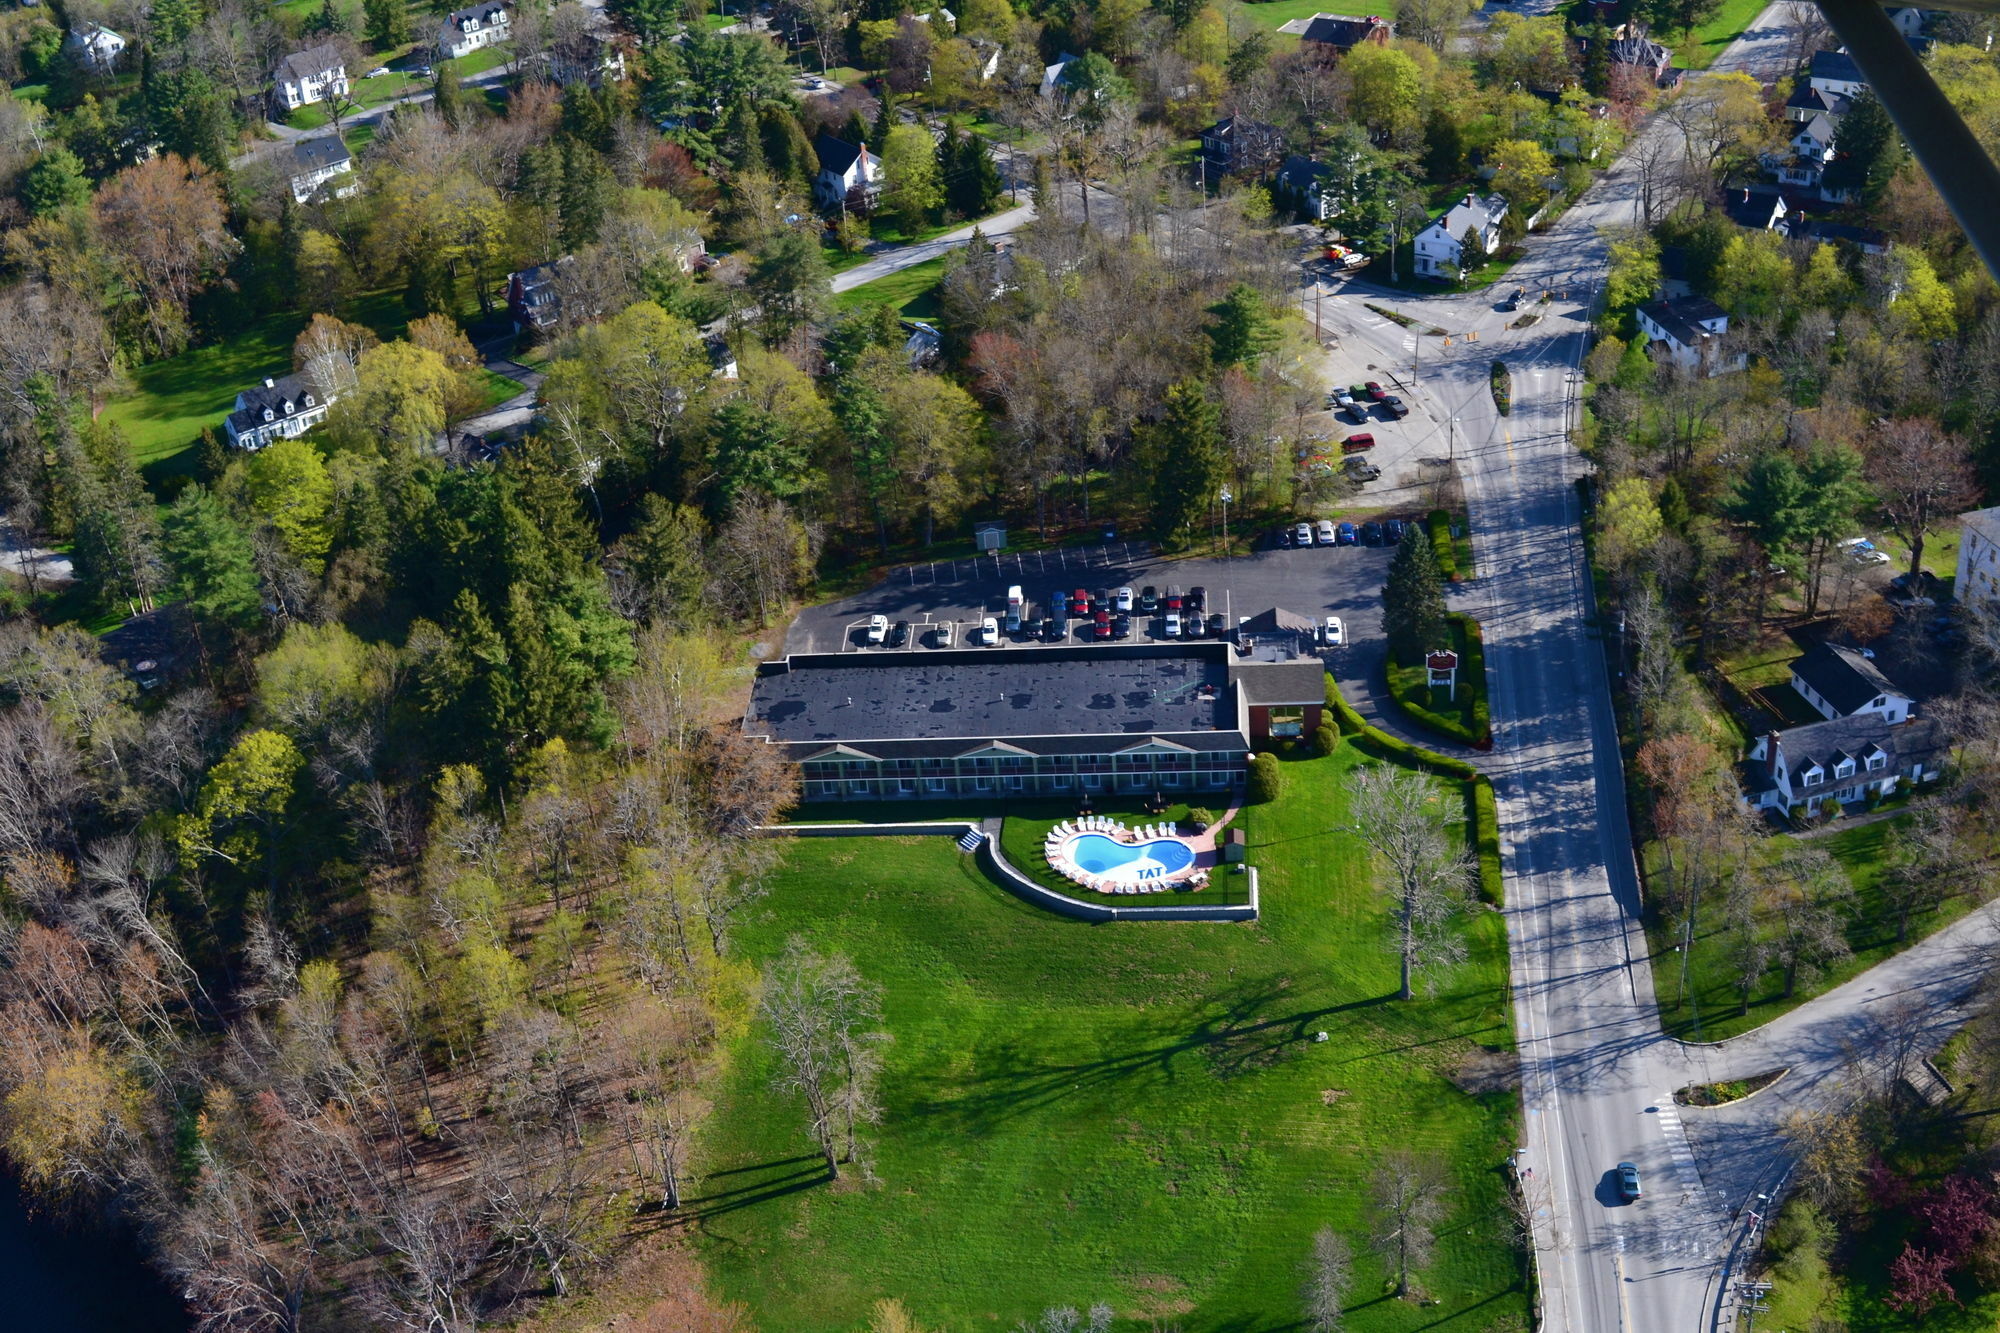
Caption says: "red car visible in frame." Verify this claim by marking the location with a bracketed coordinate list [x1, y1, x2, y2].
[1071, 588, 1090, 615]
[1341, 433, 1377, 453]
[1093, 611, 1113, 639]
[1364, 381, 1387, 401]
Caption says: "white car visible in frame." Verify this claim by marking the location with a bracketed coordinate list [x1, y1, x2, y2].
[1295, 521, 1315, 546]
[865, 614, 888, 644]
[1324, 616, 1344, 646]
[1114, 586, 1134, 612]
[1164, 611, 1182, 638]
[1316, 519, 1338, 546]
[979, 616, 999, 645]
[364, 66, 391, 78]
[1333, 388, 1356, 408]
[935, 620, 956, 648]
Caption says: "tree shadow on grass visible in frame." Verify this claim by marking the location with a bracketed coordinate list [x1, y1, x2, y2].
[682, 1158, 832, 1221]
[903, 975, 1399, 1133]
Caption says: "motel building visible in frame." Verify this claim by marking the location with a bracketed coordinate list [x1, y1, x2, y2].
[744, 631, 1328, 802]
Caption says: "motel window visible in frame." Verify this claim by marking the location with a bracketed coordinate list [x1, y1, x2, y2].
[1083, 774, 1103, 790]
[927, 777, 948, 792]
[1007, 776, 1024, 792]
[1162, 772, 1182, 788]
[1052, 776, 1071, 789]
[897, 778, 915, 794]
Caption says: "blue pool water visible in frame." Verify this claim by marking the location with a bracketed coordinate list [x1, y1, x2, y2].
[1067, 833, 1196, 881]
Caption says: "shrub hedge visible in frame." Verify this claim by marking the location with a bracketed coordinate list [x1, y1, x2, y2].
[1247, 752, 1284, 803]
[1491, 360, 1512, 416]
[1312, 723, 1338, 757]
[1385, 614, 1492, 748]
[1427, 509, 1456, 581]
[1321, 671, 1503, 905]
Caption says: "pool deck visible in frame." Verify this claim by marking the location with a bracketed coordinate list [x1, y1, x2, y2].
[1045, 790, 1246, 892]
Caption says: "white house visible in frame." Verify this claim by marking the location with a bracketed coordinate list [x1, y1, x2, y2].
[1275, 155, 1336, 222]
[272, 43, 348, 112]
[1784, 82, 1851, 123]
[1746, 714, 1942, 815]
[1884, 6, 1926, 38]
[1635, 295, 1741, 374]
[1412, 193, 1506, 279]
[1787, 642, 1914, 724]
[438, 1, 509, 60]
[224, 374, 333, 450]
[1957, 506, 2000, 613]
[65, 22, 124, 72]
[1764, 112, 1841, 192]
[288, 135, 355, 203]
[966, 36, 1002, 81]
[1808, 48, 1865, 101]
[811, 130, 881, 211]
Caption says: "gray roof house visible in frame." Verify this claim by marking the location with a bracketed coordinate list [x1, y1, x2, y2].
[1412, 193, 1507, 279]
[225, 373, 333, 451]
[1297, 13, 1393, 54]
[289, 134, 355, 204]
[1788, 642, 1913, 724]
[1808, 48, 1865, 100]
[1635, 295, 1739, 375]
[1745, 714, 1942, 814]
[1722, 184, 1788, 231]
[272, 42, 348, 113]
[812, 131, 880, 210]
[1785, 82, 1852, 122]
[438, 1, 510, 60]
[1200, 117, 1286, 176]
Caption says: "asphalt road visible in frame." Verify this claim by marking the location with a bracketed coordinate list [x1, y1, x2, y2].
[1281, 9, 1861, 1332]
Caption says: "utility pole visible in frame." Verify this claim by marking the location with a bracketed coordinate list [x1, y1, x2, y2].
[1449, 415, 1458, 464]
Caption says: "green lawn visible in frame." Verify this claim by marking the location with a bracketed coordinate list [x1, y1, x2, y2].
[1387, 615, 1491, 748]
[699, 744, 1526, 1331]
[101, 288, 413, 475]
[1238, 0, 1400, 40]
[474, 368, 525, 410]
[1651, 814, 1980, 1042]
[834, 255, 951, 319]
[1673, 0, 1781, 70]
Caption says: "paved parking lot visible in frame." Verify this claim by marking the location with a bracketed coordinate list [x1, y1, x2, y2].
[783, 539, 1444, 738]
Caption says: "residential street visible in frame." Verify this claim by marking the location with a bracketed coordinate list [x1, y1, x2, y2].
[1282, 9, 1894, 1331]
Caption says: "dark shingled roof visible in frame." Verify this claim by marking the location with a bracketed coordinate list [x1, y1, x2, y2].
[225, 372, 323, 436]
[1809, 48, 1862, 84]
[1785, 83, 1853, 117]
[443, 0, 508, 29]
[1638, 295, 1726, 347]
[813, 131, 866, 176]
[292, 134, 349, 174]
[1791, 642, 1905, 716]
[275, 41, 344, 84]
[747, 647, 1238, 749]
[1299, 13, 1390, 48]
[1275, 154, 1330, 192]
[1767, 713, 1943, 782]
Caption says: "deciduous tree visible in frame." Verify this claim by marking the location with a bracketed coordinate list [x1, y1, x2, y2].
[1352, 765, 1473, 1000]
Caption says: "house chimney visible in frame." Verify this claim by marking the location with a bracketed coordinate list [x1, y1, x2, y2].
[264, 378, 276, 388]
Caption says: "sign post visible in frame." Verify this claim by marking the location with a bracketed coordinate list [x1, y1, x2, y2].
[1427, 649, 1460, 702]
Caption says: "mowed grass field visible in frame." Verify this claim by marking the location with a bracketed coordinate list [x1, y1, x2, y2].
[700, 746, 1527, 1332]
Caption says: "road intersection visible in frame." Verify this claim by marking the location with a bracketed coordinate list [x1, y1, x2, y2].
[1285, 8, 2000, 1330]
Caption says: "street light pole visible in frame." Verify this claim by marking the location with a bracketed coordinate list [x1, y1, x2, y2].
[1219, 487, 1233, 555]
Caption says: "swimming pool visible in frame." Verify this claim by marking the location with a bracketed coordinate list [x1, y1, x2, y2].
[1066, 833, 1196, 882]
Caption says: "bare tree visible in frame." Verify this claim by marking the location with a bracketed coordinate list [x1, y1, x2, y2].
[1350, 766, 1475, 1000]
[1866, 418, 1978, 584]
[1760, 845, 1854, 1002]
[1880, 804, 1982, 943]
[758, 939, 886, 1179]
[1301, 1225, 1352, 1331]
[1368, 1153, 1447, 1299]
[1778, 1100, 1869, 1214]
[1016, 1306, 1114, 1333]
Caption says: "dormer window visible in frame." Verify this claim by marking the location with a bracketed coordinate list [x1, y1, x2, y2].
[1873, 696, 1885, 707]
[281, 399, 295, 414]
[263, 407, 274, 421]
[1835, 760, 1855, 778]
[303, 393, 316, 407]
[1866, 752, 1887, 771]
[1802, 768, 1823, 787]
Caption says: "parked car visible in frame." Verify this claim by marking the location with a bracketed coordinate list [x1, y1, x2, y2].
[866, 614, 889, 644]
[1139, 586, 1159, 610]
[935, 620, 956, 647]
[1185, 612, 1206, 638]
[1112, 613, 1132, 638]
[1187, 586, 1207, 613]
[365, 65, 391, 77]
[1344, 458, 1382, 482]
[1336, 522, 1358, 545]
[1165, 586, 1184, 610]
[1207, 612, 1228, 638]
[1839, 537, 1890, 565]
[1381, 396, 1409, 418]
[1323, 616, 1344, 646]
[1332, 387, 1356, 408]
[1384, 518, 1406, 545]
[1094, 611, 1113, 639]
[1295, 522, 1316, 546]
[1004, 608, 1022, 633]
[1342, 433, 1376, 453]
[1616, 1162, 1642, 1202]
[1348, 383, 1369, 401]
[1344, 402, 1370, 424]
[1037, 616, 1056, 641]
[1049, 612, 1068, 640]
[1093, 588, 1111, 610]
[889, 619, 910, 646]
[1316, 519, 1338, 546]
[1164, 611, 1182, 637]
[1273, 525, 1293, 547]
[979, 616, 999, 645]
[1360, 521, 1384, 546]
[1114, 586, 1135, 611]
[1071, 588, 1090, 615]
[1500, 287, 1523, 312]
[1364, 380, 1387, 401]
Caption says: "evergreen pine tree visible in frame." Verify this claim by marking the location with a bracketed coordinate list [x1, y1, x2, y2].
[433, 62, 465, 131]
[1581, 22, 1611, 96]
[1145, 381, 1228, 551]
[870, 92, 897, 154]
[719, 95, 766, 177]
[843, 109, 870, 150]
[1381, 525, 1448, 664]
[1823, 90, 1904, 208]
[1459, 225, 1488, 276]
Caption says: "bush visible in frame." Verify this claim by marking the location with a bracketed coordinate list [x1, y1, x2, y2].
[1386, 613, 1492, 748]
[1186, 806, 1216, 829]
[1247, 752, 1284, 804]
[1312, 723, 1338, 757]
[1428, 509, 1456, 581]
[1327, 674, 1364, 734]
[1491, 360, 1512, 415]
[1472, 778, 1503, 906]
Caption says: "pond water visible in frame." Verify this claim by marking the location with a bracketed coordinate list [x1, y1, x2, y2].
[0, 1172, 187, 1331]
